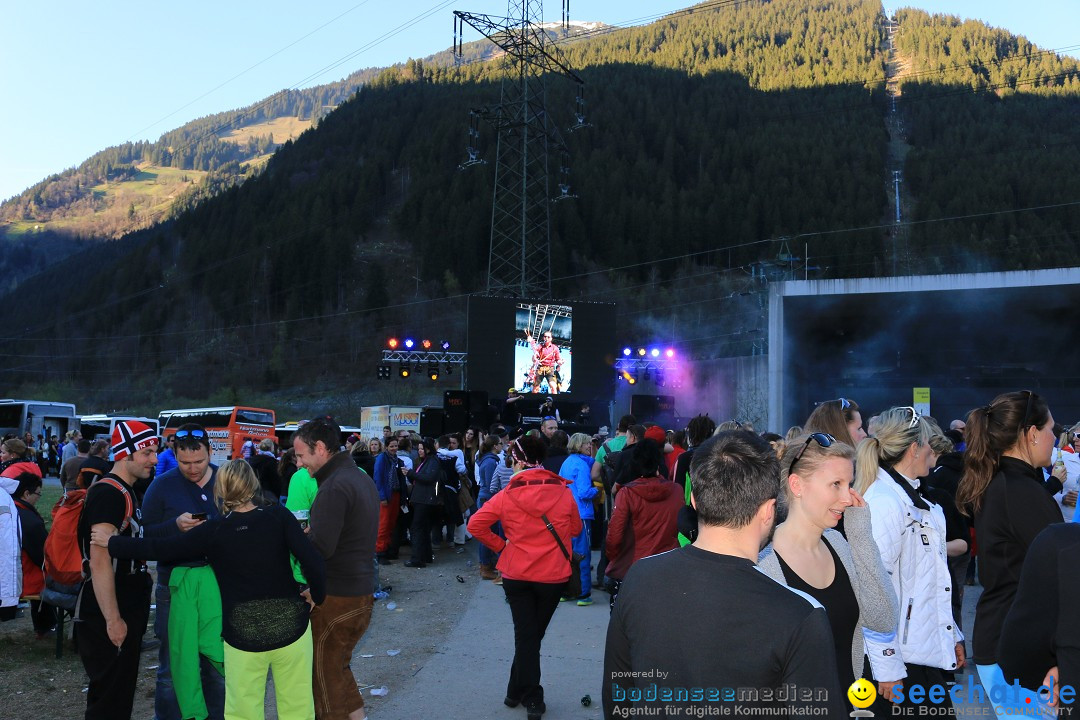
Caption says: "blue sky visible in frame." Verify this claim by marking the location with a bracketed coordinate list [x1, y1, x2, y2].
[1, 1, 1075, 202]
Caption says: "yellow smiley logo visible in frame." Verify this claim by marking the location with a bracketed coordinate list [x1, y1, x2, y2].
[848, 678, 877, 709]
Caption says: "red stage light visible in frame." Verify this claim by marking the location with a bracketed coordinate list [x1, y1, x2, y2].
[388, 338, 399, 349]
[422, 339, 433, 349]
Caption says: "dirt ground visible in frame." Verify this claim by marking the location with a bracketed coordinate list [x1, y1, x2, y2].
[0, 540, 482, 720]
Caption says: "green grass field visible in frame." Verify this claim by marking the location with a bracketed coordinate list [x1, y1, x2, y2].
[39, 484, 63, 531]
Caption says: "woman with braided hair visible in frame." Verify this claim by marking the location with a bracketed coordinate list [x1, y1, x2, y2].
[955, 391, 1063, 714]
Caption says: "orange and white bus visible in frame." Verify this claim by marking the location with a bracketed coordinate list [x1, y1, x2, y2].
[158, 406, 277, 464]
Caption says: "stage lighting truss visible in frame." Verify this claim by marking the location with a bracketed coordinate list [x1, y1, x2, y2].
[615, 356, 678, 386]
[383, 350, 467, 366]
[384, 351, 465, 380]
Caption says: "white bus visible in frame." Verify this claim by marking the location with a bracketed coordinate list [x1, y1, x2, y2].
[276, 422, 363, 450]
[79, 414, 160, 444]
[0, 399, 79, 441]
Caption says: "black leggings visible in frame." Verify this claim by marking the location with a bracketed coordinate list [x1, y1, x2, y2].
[410, 503, 438, 562]
[502, 578, 563, 708]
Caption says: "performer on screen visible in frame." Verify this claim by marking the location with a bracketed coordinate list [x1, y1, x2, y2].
[526, 330, 564, 394]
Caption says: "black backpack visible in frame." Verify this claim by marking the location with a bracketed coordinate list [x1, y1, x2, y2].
[437, 454, 461, 494]
[598, 440, 622, 490]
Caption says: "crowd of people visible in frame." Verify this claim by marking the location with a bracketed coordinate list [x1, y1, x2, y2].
[605, 393, 1080, 718]
[2, 390, 1080, 719]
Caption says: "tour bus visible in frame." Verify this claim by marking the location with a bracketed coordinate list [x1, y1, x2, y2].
[158, 406, 277, 465]
[79, 415, 160, 444]
[275, 421, 363, 450]
[0, 399, 79, 442]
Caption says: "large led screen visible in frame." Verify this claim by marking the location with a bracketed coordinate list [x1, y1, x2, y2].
[468, 296, 615, 406]
[514, 303, 573, 394]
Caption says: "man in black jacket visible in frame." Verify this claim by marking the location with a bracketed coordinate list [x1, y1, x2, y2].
[246, 438, 281, 502]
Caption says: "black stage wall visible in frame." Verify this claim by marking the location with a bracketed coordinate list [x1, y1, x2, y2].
[770, 269, 1080, 430]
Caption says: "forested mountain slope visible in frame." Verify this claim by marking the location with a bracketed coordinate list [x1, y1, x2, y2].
[3, 0, 1077, 407]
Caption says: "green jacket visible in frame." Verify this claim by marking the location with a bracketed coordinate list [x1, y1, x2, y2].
[168, 565, 224, 720]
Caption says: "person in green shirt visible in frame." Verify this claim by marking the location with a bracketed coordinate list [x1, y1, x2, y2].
[285, 467, 318, 583]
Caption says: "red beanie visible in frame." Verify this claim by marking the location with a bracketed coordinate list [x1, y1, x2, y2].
[111, 420, 158, 461]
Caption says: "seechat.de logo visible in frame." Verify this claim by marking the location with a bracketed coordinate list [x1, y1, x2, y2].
[848, 678, 877, 717]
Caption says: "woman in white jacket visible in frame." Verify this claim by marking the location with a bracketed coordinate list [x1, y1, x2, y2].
[0, 474, 23, 619]
[855, 407, 964, 709]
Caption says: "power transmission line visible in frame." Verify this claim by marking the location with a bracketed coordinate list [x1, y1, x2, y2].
[3, 196, 1076, 349]
[122, 0, 379, 144]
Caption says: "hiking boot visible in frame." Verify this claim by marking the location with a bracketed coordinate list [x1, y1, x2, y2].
[479, 564, 499, 580]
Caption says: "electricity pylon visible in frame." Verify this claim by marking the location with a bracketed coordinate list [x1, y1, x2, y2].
[453, 0, 586, 298]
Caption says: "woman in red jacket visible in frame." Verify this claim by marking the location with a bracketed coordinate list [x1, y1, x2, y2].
[468, 435, 581, 720]
[604, 439, 683, 610]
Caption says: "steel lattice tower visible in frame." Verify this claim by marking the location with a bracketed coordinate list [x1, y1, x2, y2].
[454, 1, 584, 298]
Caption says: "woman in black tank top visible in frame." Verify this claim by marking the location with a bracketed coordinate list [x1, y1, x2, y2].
[759, 433, 898, 709]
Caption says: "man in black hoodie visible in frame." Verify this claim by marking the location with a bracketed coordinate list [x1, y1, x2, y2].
[541, 430, 569, 474]
[924, 435, 969, 630]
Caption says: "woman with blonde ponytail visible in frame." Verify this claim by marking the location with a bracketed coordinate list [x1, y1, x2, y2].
[858, 407, 962, 710]
[955, 391, 1062, 714]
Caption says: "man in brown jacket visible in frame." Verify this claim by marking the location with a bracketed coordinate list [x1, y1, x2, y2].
[294, 417, 379, 720]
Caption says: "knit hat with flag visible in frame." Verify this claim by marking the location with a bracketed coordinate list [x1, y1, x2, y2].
[111, 420, 158, 461]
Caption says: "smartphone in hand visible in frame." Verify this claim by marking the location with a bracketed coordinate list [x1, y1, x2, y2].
[191, 512, 208, 521]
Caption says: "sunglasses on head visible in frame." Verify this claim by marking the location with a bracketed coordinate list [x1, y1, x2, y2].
[1021, 390, 1035, 430]
[789, 432, 835, 477]
[898, 407, 921, 429]
[174, 429, 207, 439]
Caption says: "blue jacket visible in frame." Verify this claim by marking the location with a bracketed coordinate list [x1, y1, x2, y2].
[156, 447, 178, 476]
[372, 450, 397, 502]
[477, 452, 499, 500]
[560, 453, 597, 520]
